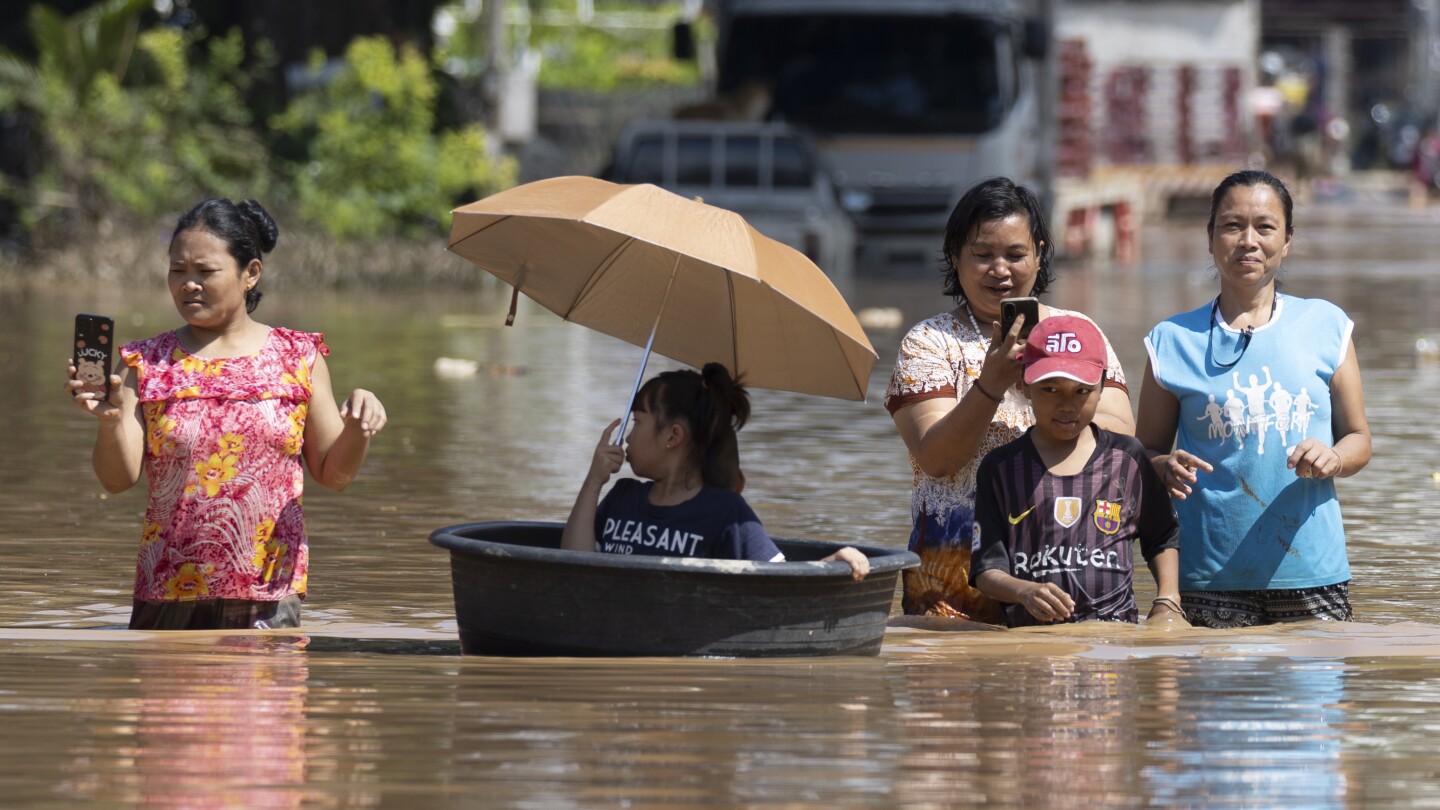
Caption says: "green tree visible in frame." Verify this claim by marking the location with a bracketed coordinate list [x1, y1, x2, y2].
[273, 36, 516, 240]
[0, 0, 271, 242]
[435, 0, 703, 92]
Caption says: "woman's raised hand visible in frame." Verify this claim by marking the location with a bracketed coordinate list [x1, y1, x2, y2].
[340, 389, 388, 437]
[982, 314, 1029, 394]
[64, 359, 124, 420]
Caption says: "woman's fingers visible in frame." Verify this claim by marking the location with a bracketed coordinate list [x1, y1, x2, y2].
[1165, 457, 1195, 499]
[1174, 450, 1213, 474]
[1007, 313, 1027, 352]
[64, 359, 115, 415]
[63, 359, 83, 399]
[984, 321, 1027, 388]
[1288, 440, 1341, 479]
[1163, 451, 1213, 499]
[342, 390, 387, 435]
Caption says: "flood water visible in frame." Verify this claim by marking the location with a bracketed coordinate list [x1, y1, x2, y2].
[2, 194, 1440, 807]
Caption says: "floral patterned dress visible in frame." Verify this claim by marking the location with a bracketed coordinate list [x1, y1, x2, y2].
[120, 328, 326, 605]
[884, 305, 1128, 619]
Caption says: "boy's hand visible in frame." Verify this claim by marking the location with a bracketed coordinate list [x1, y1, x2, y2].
[587, 419, 625, 486]
[1019, 582, 1075, 622]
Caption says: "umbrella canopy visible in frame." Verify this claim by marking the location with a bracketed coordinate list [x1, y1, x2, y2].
[448, 176, 877, 402]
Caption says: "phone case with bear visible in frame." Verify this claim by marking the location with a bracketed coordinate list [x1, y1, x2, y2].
[73, 314, 115, 400]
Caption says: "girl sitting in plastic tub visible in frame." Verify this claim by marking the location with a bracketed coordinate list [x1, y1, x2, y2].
[561, 363, 869, 580]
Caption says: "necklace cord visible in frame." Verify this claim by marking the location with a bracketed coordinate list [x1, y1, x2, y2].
[1208, 291, 1275, 369]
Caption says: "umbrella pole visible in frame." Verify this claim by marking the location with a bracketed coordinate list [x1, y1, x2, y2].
[615, 255, 681, 444]
[615, 322, 659, 444]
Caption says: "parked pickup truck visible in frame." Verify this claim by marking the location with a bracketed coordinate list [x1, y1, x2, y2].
[606, 120, 857, 277]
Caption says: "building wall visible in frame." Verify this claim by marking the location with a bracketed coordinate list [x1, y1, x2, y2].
[1055, 0, 1260, 169]
[1057, 0, 1259, 66]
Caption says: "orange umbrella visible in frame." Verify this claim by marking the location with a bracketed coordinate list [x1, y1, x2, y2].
[449, 176, 877, 429]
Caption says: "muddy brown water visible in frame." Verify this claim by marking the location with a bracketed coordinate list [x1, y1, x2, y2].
[2, 196, 1439, 807]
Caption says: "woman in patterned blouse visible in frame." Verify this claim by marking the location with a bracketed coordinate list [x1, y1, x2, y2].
[884, 178, 1134, 620]
[66, 198, 387, 630]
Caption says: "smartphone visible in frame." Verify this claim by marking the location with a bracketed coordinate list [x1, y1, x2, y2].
[73, 314, 115, 400]
[1000, 297, 1041, 340]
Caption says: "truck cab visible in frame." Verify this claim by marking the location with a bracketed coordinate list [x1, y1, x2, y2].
[704, 0, 1048, 268]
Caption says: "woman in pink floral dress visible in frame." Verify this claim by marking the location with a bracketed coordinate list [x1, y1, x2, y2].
[885, 178, 1134, 621]
[66, 198, 386, 630]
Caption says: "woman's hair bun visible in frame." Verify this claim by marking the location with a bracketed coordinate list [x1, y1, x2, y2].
[237, 199, 280, 253]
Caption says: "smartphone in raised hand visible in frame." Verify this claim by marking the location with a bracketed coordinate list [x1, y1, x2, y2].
[1000, 297, 1040, 340]
[73, 314, 115, 400]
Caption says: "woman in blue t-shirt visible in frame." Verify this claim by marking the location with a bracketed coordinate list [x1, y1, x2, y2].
[1135, 169, 1372, 628]
[561, 363, 869, 579]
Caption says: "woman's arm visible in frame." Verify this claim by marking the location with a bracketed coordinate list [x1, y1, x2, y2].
[891, 321, 1026, 479]
[1287, 337, 1371, 479]
[69, 361, 145, 493]
[1143, 548, 1187, 623]
[1135, 360, 1212, 499]
[891, 393, 1001, 480]
[561, 419, 624, 552]
[1090, 317, 1136, 434]
[1093, 385, 1136, 435]
[302, 353, 386, 492]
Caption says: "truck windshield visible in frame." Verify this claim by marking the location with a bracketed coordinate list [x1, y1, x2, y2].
[722, 14, 1006, 136]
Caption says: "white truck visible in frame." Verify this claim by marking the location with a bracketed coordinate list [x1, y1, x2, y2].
[607, 120, 858, 277]
[682, 0, 1052, 268]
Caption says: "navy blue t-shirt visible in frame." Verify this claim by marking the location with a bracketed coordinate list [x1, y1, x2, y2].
[594, 479, 784, 563]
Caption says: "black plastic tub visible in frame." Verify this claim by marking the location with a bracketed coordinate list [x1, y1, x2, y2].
[429, 521, 920, 658]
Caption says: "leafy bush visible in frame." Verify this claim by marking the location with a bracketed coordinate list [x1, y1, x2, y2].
[272, 36, 516, 240]
[0, 0, 271, 242]
[83, 28, 272, 217]
[534, 23, 699, 90]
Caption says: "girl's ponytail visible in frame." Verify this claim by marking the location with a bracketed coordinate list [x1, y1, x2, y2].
[697, 363, 749, 491]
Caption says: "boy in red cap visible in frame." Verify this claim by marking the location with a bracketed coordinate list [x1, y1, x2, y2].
[969, 316, 1185, 627]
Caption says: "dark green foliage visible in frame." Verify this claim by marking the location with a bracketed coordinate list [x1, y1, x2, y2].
[271, 36, 516, 240]
[0, 0, 271, 241]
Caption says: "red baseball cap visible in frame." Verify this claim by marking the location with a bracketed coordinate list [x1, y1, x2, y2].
[1022, 315, 1107, 385]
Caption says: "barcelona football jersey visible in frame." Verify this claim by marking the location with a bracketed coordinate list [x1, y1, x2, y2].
[970, 426, 1179, 627]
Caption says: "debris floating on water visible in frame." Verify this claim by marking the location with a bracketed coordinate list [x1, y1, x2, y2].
[857, 307, 905, 330]
[433, 357, 526, 378]
[433, 357, 479, 378]
[1417, 336, 1439, 364]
